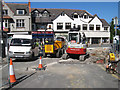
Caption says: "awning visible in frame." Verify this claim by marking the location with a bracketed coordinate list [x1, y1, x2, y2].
[84, 32, 110, 38]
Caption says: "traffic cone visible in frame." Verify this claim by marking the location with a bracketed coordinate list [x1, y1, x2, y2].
[37, 56, 44, 70]
[9, 58, 16, 83]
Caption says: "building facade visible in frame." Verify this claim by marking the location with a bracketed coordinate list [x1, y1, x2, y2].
[1, 1, 110, 45]
[1, 1, 31, 35]
[31, 8, 110, 44]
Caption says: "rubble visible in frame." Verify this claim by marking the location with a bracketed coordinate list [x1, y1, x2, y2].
[86, 48, 110, 64]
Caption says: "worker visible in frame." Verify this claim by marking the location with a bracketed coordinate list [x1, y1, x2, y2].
[45, 38, 48, 43]
[85, 41, 88, 47]
[36, 41, 39, 47]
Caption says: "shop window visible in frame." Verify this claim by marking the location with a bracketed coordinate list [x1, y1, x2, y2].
[102, 38, 108, 43]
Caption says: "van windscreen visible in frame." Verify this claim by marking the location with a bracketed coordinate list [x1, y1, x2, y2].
[10, 38, 31, 46]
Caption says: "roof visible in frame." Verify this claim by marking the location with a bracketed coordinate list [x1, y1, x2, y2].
[100, 19, 110, 26]
[31, 8, 94, 21]
[5, 3, 30, 16]
[3, 15, 12, 19]
[33, 17, 53, 23]
[88, 14, 109, 26]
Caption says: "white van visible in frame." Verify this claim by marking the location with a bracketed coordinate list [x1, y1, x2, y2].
[9, 35, 39, 59]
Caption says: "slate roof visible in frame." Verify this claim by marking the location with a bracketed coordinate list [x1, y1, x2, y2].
[34, 17, 53, 23]
[89, 14, 109, 26]
[31, 8, 93, 21]
[31, 8, 109, 27]
[5, 3, 30, 16]
[100, 19, 110, 26]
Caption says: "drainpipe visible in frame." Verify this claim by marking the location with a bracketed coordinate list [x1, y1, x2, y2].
[0, 0, 3, 63]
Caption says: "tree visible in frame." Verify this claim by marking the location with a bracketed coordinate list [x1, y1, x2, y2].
[110, 19, 115, 43]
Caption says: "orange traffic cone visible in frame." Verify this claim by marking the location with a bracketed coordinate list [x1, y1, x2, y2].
[9, 58, 16, 83]
[37, 56, 44, 70]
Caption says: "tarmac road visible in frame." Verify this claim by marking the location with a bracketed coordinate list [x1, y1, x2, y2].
[1, 56, 119, 89]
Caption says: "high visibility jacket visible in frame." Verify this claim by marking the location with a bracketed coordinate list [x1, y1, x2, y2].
[45, 40, 48, 43]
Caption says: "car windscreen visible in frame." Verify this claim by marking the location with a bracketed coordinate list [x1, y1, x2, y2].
[10, 38, 31, 46]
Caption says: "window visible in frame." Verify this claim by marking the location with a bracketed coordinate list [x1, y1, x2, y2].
[89, 24, 94, 30]
[96, 25, 100, 30]
[102, 38, 109, 43]
[78, 25, 81, 30]
[83, 24, 87, 30]
[73, 13, 78, 18]
[17, 10, 25, 15]
[4, 19, 8, 28]
[43, 11, 49, 17]
[16, 19, 25, 28]
[49, 25, 51, 29]
[32, 24, 35, 30]
[3, 10, 8, 15]
[61, 12, 65, 16]
[57, 23, 63, 30]
[104, 27, 108, 30]
[84, 15, 88, 19]
[74, 15, 78, 18]
[65, 23, 71, 29]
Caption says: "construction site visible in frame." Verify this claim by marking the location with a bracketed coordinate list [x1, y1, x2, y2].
[0, 26, 120, 89]
[0, 1, 120, 90]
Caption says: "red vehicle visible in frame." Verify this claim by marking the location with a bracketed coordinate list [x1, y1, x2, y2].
[62, 28, 88, 61]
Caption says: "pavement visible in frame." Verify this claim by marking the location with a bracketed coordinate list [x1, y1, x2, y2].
[0, 56, 119, 89]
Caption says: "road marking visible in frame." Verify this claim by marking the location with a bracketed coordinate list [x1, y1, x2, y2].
[98, 64, 120, 80]
[59, 59, 73, 63]
[0, 64, 8, 71]
[46, 62, 58, 67]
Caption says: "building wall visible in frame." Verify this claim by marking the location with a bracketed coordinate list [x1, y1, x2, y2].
[53, 14, 73, 32]
[53, 14, 110, 44]
[10, 16, 31, 32]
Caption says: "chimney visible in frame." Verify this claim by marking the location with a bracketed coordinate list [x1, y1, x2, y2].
[28, 0, 31, 13]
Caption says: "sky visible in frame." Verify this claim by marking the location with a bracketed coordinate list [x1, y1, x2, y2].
[5, 1, 118, 23]
[31, 2, 118, 23]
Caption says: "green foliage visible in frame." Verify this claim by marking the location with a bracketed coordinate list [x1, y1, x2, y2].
[110, 20, 115, 43]
[117, 29, 120, 36]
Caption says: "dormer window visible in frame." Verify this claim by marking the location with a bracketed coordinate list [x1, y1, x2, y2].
[84, 13, 88, 19]
[61, 12, 65, 16]
[17, 10, 25, 15]
[73, 13, 78, 18]
[42, 11, 49, 17]
[84, 15, 88, 19]
[3, 10, 8, 15]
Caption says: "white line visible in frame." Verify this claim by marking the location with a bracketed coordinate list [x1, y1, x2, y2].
[0, 64, 8, 71]
[45, 62, 58, 67]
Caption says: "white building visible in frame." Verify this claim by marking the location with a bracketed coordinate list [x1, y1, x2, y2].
[31, 8, 110, 44]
